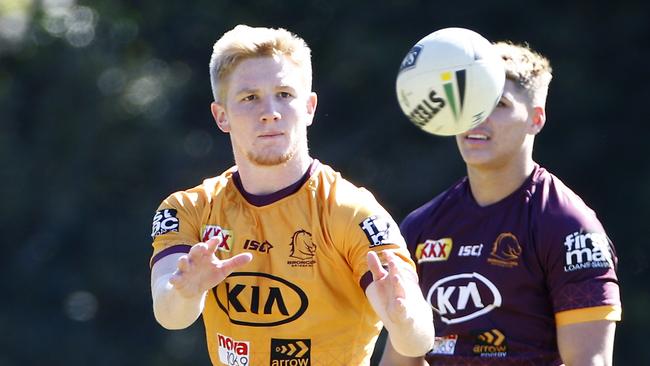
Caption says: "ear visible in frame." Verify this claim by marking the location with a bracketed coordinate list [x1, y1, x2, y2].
[529, 106, 546, 135]
[211, 102, 230, 133]
[305, 92, 318, 126]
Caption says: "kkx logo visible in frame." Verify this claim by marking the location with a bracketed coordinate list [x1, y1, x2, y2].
[415, 238, 453, 263]
[201, 225, 233, 252]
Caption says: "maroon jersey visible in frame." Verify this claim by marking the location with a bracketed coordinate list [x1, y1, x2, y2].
[401, 165, 621, 365]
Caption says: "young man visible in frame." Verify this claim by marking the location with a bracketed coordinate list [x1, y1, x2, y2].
[149, 25, 434, 365]
[381, 42, 621, 365]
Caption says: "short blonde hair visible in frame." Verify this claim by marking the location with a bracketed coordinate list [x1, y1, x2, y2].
[209, 25, 313, 103]
[493, 41, 552, 107]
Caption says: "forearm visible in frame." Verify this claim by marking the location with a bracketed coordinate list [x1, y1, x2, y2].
[382, 299, 435, 357]
[152, 273, 206, 330]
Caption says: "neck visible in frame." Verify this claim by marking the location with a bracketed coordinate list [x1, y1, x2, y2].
[235, 153, 313, 195]
[466, 155, 535, 207]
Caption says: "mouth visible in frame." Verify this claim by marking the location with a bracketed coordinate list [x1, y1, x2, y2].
[465, 133, 489, 141]
[258, 132, 284, 139]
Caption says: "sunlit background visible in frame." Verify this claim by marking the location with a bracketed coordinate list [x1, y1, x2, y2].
[2, 0, 648, 365]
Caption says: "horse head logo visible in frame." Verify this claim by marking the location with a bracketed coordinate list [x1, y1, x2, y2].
[289, 230, 316, 260]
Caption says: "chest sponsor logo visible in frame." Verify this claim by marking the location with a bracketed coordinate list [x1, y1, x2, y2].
[458, 244, 484, 257]
[563, 231, 613, 272]
[217, 333, 249, 366]
[214, 272, 308, 327]
[473, 329, 507, 358]
[151, 209, 179, 238]
[487, 233, 521, 268]
[288, 230, 316, 267]
[415, 238, 453, 263]
[426, 272, 502, 324]
[201, 225, 234, 252]
[430, 334, 458, 355]
[243, 239, 273, 253]
[270, 338, 311, 366]
[359, 215, 394, 248]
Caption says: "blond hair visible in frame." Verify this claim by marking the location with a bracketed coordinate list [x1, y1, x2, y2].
[493, 41, 552, 107]
[209, 25, 312, 103]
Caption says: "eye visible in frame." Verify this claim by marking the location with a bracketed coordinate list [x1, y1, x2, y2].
[496, 99, 507, 107]
[278, 91, 293, 98]
[241, 94, 257, 102]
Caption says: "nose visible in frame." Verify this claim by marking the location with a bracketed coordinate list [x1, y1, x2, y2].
[260, 99, 281, 123]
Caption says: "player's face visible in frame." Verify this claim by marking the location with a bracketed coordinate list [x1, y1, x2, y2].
[212, 55, 317, 166]
[455, 79, 538, 169]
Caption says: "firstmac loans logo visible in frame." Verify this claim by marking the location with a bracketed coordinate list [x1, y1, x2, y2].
[440, 70, 466, 121]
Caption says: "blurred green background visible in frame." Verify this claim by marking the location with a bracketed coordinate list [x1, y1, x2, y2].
[1, 0, 648, 365]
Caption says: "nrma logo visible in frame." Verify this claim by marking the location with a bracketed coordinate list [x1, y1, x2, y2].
[440, 70, 466, 121]
[426, 272, 501, 324]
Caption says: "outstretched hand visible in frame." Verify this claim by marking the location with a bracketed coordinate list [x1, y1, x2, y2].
[170, 237, 253, 299]
[366, 250, 421, 324]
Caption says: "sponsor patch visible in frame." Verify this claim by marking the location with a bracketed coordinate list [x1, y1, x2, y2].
[458, 244, 484, 257]
[473, 329, 507, 358]
[426, 272, 502, 324]
[359, 215, 393, 248]
[487, 233, 521, 268]
[151, 209, 179, 238]
[214, 272, 308, 327]
[271, 338, 311, 366]
[217, 333, 250, 366]
[201, 225, 234, 252]
[430, 334, 458, 355]
[399, 44, 422, 72]
[563, 231, 613, 272]
[288, 230, 316, 267]
[415, 238, 453, 262]
[243, 239, 273, 253]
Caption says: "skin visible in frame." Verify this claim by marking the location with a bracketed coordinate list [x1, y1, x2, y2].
[381, 79, 616, 365]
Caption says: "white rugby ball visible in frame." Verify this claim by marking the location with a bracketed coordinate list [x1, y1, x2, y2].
[396, 27, 505, 136]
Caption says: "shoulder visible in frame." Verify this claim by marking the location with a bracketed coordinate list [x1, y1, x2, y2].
[158, 167, 237, 210]
[313, 162, 385, 213]
[401, 177, 466, 231]
[530, 166, 603, 231]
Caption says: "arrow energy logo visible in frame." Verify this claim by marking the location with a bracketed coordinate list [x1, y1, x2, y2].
[271, 338, 311, 366]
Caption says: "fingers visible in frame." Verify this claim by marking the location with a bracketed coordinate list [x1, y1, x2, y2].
[205, 236, 222, 254]
[221, 253, 253, 273]
[367, 251, 387, 281]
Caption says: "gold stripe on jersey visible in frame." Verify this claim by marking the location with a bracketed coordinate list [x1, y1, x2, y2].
[555, 304, 622, 326]
[150, 162, 412, 365]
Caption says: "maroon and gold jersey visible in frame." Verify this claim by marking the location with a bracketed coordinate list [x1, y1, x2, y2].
[401, 165, 621, 365]
[150, 160, 411, 366]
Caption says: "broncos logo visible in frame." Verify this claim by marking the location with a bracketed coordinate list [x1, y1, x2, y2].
[487, 232, 522, 268]
[289, 230, 316, 260]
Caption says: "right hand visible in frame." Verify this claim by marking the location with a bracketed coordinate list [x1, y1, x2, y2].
[169, 237, 253, 298]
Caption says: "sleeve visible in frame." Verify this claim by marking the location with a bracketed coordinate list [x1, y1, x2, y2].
[149, 190, 204, 268]
[535, 191, 621, 326]
[333, 188, 414, 292]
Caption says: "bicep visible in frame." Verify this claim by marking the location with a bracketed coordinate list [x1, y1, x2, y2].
[557, 320, 616, 366]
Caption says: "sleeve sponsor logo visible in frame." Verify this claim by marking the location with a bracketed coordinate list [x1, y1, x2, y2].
[487, 233, 521, 268]
[473, 329, 507, 358]
[426, 272, 502, 324]
[270, 338, 311, 366]
[213, 272, 308, 327]
[415, 238, 453, 262]
[151, 209, 179, 238]
[563, 231, 614, 272]
[359, 215, 394, 248]
[201, 225, 234, 252]
[430, 334, 458, 355]
[217, 333, 250, 366]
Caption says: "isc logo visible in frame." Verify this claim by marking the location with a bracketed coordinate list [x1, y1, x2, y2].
[201, 225, 234, 252]
[426, 272, 502, 324]
[416, 238, 453, 263]
[243, 239, 273, 253]
[217, 333, 249, 366]
[215, 272, 308, 327]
